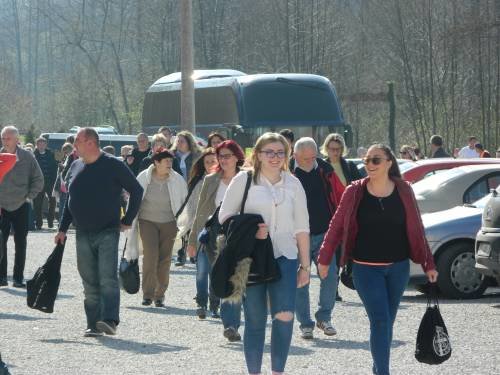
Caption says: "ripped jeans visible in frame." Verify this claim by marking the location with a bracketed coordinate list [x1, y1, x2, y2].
[243, 256, 298, 374]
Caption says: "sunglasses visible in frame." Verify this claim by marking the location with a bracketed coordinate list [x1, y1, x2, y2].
[362, 157, 390, 165]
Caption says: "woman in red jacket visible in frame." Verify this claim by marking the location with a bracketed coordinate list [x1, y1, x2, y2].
[318, 144, 438, 375]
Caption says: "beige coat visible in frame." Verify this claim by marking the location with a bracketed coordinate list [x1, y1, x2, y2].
[187, 172, 222, 248]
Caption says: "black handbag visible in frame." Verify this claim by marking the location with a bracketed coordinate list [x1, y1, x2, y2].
[340, 259, 355, 290]
[119, 239, 140, 294]
[415, 285, 452, 364]
[27, 242, 65, 313]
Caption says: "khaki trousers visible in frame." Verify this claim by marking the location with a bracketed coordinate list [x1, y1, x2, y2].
[139, 219, 177, 300]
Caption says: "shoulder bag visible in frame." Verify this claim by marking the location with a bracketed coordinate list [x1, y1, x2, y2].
[119, 239, 140, 294]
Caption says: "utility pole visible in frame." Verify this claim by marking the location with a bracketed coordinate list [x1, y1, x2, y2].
[180, 0, 195, 133]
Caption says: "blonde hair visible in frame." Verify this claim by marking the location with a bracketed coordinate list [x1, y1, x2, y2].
[399, 144, 417, 161]
[250, 132, 290, 182]
[320, 133, 348, 158]
[151, 133, 169, 148]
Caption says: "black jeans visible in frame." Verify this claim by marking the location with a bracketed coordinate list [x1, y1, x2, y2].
[0, 203, 29, 283]
[33, 183, 56, 228]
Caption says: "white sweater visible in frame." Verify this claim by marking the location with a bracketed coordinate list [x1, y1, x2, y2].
[125, 165, 188, 259]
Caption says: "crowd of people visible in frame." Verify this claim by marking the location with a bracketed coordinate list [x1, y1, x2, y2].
[1, 123, 498, 374]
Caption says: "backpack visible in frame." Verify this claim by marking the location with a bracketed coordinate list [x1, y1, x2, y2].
[415, 287, 452, 364]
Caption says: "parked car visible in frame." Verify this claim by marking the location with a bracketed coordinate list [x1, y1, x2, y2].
[413, 164, 500, 213]
[402, 158, 500, 184]
[411, 193, 495, 299]
[475, 186, 500, 284]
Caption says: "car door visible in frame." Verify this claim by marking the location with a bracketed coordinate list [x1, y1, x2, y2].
[463, 172, 500, 204]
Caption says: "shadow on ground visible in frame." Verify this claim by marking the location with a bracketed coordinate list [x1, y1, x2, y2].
[40, 337, 189, 354]
[126, 305, 197, 317]
[311, 338, 406, 351]
[223, 342, 315, 356]
[0, 312, 52, 321]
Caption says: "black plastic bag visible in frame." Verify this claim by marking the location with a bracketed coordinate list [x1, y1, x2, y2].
[119, 239, 140, 294]
[27, 242, 65, 313]
[415, 286, 452, 364]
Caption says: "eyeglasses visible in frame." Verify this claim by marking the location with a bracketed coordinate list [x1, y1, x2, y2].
[260, 150, 286, 159]
[327, 146, 342, 152]
[218, 153, 234, 160]
[362, 157, 390, 165]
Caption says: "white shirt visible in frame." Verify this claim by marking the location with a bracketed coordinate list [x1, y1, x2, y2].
[219, 170, 309, 259]
[458, 146, 479, 158]
[215, 181, 228, 207]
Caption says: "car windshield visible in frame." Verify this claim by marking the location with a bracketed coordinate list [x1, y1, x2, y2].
[398, 161, 416, 173]
[412, 167, 467, 195]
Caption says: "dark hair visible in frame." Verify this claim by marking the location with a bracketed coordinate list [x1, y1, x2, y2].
[35, 137, 47, 144]
[474, 143, 484, 150]
[151, 148, 174, 162]
[102, 145, 115, 155]
[81, 128, 100, 145]
[368, 143, 401, 178]
[429, 135, 443, 147]
[215, 140, 245, 172]
[158, 126, 172, 135]
[65, 135, 75, 144]
[188, 147, 217, 187]
[279, 129, 294, 143]
[207, 132, 226, 147]
[468, 136, 477, 142]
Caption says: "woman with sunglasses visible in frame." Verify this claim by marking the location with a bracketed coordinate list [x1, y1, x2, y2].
[317, 144, 438, 375]
[186, 140, 246, 340]
[219, 133, 310, 375]
[321, 133, 361, 187]
[399, 145, 417, 161]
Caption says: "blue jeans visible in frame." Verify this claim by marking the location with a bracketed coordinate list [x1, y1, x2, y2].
[195, 247, 219, 311]
[76, 227, 121, 329]
[353, 259, 410, 375]
[295, 232, 338, 327]
[243, 256, 297, 374]
[196, 246, 240, 328]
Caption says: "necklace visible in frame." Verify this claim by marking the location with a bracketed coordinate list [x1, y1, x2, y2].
[378, 197, 385, 211]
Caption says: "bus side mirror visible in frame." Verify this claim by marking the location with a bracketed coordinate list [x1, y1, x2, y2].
[344, 124, 353, 148]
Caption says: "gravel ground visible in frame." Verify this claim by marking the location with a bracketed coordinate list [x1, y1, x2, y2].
[1, 228, 499, 375]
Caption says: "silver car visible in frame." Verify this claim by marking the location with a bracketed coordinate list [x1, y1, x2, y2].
[413, 164, 500, 213]
[410, 194, 494, 299]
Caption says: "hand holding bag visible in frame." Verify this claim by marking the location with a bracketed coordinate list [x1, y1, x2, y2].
[415, 285, 452, 364]
[119, 239, 140, 294]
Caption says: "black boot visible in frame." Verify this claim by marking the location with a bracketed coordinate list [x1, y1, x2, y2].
[175, 247, 186, 266]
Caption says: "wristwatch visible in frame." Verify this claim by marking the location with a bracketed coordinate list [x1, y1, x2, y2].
[299, 264, 311, 273]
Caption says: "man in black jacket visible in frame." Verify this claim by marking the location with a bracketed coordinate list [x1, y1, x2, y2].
[429, 135, 451, 158]
[292, 137, 339, 340]
[33, 137, 58, 229]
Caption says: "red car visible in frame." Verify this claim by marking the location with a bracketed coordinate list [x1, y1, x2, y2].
[401, 158, 500, 184]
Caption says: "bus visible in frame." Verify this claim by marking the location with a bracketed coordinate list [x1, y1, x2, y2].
[41, 133, 139, 160]
[142, 70, 352, 149]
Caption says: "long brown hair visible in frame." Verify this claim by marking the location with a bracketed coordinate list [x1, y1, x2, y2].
[368, 143, 401, 178]
[188, 147, 216, 188]
[250, 133, 290, 183]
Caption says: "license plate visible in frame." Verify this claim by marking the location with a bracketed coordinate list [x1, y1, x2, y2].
[477, 242, 491, 257]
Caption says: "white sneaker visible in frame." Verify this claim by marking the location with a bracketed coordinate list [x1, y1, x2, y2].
[300, 326, 314, 340]
[316, 321, 337, 336]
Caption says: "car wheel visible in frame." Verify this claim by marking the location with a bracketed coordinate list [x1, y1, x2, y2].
[436, 242, 488, 299]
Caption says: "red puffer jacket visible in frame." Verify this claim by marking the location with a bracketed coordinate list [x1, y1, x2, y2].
[317, 177, 436, 272]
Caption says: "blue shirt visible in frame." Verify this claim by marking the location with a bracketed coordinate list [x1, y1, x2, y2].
[59, 153, 143, 232]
